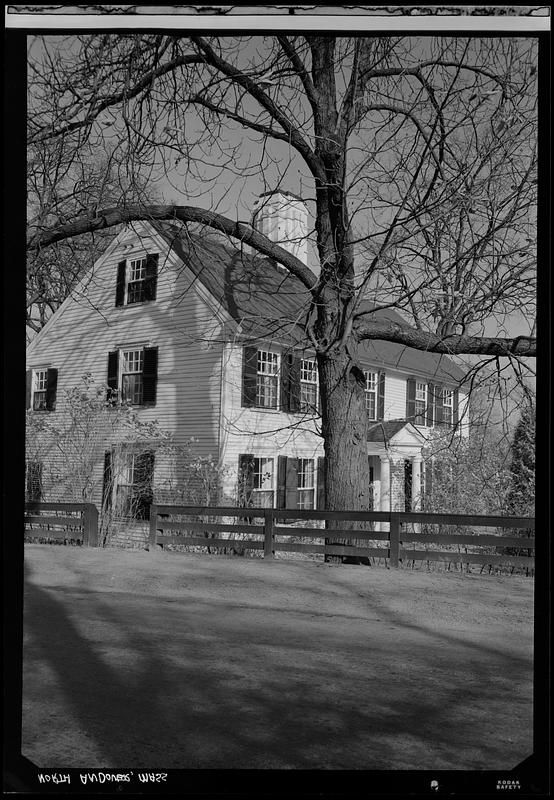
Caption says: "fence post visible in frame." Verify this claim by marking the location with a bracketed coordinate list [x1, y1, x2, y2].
[263, 509, 275, 559]
[389, 512, 400, 568]
[149, 504, 159, 552]
[83, 504, 99, 547]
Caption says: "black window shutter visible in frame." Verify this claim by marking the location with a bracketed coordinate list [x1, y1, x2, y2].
[242, 347, 258, 408]
[426, 383, 435, 427]
[280, 355, 291, 412]
[143, 253, 158, 301]
[133, 450, 155, 520]
[115, 260, 126, 307]
[406, 378, 416, 422]
[435, 385, 444, 425]
[45, 368, 58, 411]
[102, 450, 113, 511]
[377, 371, 385, 420]
[238, 454, 255, 506]
[285, 458, 298, 509]
[142, 346, 158, 405]
[289, 356, 301, 413]
[280, 354, 301, 413]
[26, 369, 32, 410]
[453, 389, 460, 427]
[107, 351, 119, 403]
[277, 455, 287, 509]
[316, 456, 325, 510]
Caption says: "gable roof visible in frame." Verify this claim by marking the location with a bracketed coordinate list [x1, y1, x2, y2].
[152, 221, 466, 385]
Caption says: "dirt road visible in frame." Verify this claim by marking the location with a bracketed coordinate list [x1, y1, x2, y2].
[23, 545, 533, 770]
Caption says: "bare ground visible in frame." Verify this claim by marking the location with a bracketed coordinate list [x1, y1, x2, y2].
[22, 544, 533, 770]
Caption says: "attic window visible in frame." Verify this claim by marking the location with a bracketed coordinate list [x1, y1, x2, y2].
[115, 253, 158, 306]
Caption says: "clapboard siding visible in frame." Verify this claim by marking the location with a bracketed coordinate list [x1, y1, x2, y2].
[219, 342, 323, 502]
[27, 222, 227, 508]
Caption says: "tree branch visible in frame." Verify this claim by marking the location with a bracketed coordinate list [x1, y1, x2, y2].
[190, 35, 326, 183]
[27, 204, 319, 293]
[354, 319, 536, 358]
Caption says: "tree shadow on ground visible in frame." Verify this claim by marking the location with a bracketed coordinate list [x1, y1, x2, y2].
[23, 558, 533, 770]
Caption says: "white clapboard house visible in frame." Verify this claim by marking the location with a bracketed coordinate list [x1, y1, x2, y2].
[26, 191, 468, 542]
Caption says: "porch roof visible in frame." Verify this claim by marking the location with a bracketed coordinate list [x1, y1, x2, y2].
[367, 420, 426, 445]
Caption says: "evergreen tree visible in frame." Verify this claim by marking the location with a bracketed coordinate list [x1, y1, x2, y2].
[506, 401, 535, 517]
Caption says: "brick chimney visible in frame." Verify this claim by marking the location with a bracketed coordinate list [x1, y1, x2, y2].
[251, 190, 308, 265]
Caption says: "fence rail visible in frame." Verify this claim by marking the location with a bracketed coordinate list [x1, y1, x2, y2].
[149, 505, 535, 568]
[24, 502, 99, 547]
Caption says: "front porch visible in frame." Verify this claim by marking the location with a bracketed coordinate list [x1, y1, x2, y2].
[367, 420, 426, 526]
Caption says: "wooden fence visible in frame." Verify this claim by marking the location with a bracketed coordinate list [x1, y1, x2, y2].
[149, 505, 535, 568]
[24, 502, 99, 547]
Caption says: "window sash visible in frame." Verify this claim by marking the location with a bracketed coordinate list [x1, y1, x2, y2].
[122, 349, 144, 373]
[121, 374, 143, 405]
[365, 371, 378, 421]
[129, 258, 146, 281]
[298, 489, 315, 510]
[300, 382, 317, 413]
[127, 280, 145, 305]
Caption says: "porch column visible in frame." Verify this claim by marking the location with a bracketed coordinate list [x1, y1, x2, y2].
[379, 455, 391, 516]
[411, 455, 423, 511]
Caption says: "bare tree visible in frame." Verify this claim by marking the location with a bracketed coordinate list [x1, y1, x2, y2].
[26, 34, 537, 514]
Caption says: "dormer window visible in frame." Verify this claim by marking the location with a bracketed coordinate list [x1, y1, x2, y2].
[115, 253, 158, 306]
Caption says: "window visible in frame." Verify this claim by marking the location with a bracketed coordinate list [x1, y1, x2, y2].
[300, 359, 318, 413]
[256, 350, 279, 409]
[297, 458, 315, 509]
[121, 349, 144, 405]
[127, 258, 147, 304]
[32, 369, 48, 411]
[442, 389, 453, 426]
[106, 347, 158, 406]
[105, 449, 155, 520]
[115, 253, 158, 306]
[415, 382, 427, 425]
[252, 457, 274, 507]
[27, 367, 58, 412]
[115, 452, 137, 517]
[364, 371, 378, 421]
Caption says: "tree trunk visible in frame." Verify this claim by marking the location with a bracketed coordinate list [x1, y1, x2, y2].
[318, 348, 370, 563]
